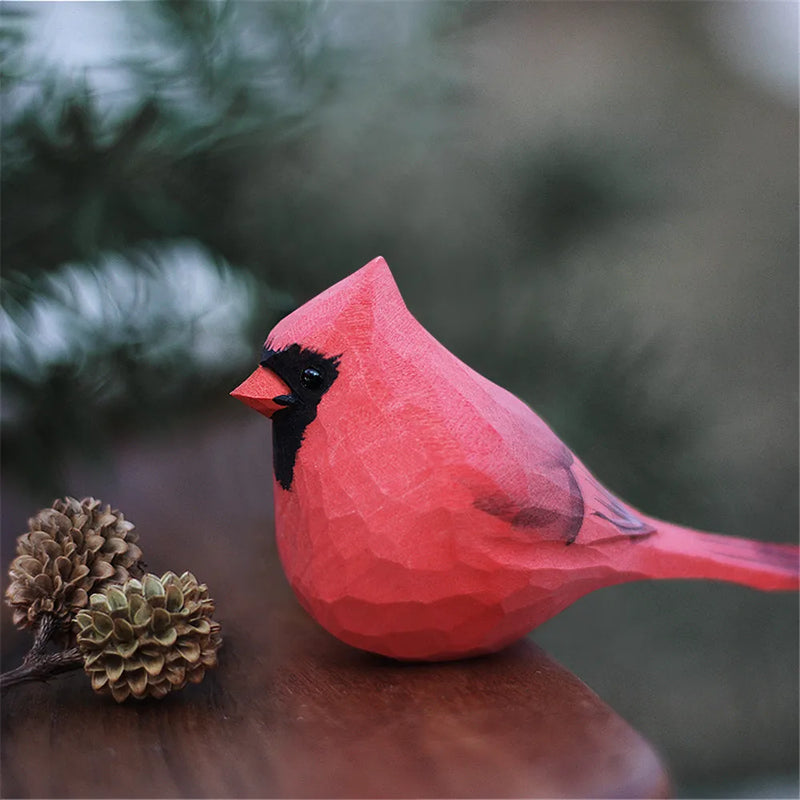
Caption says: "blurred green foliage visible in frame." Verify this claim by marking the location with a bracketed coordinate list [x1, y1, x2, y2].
[0, 0, 451, 489]
[3, 1, 351, 272]
[2, 0, 700, 513]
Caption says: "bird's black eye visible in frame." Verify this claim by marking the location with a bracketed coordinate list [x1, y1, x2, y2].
[300, 366, 324, 391]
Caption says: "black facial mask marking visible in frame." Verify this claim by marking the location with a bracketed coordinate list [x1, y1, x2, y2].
[260, 343, 341, 491]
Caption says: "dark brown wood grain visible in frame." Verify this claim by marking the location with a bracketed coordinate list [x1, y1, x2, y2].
[1, 415, 670, 798]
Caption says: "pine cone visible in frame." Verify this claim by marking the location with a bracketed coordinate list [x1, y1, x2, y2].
[5, 497, 144, 630]
[75, 572, 222, 702]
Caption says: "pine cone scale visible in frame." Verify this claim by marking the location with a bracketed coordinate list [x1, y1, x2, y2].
[113, 617, 135, 641]
[141, 652, 165, 676]
[69, 587, 89, 608]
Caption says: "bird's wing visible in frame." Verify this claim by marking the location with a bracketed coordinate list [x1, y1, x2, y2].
[459, 379, 656, 547]
[466, 451, 655, 547]
[566, 457, 656, 544]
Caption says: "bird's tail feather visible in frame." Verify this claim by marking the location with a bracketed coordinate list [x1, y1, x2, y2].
[636, 521, 799, 591]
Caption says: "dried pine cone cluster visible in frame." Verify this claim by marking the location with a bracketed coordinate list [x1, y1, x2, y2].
[6, 497, 144, 629]
[4, 497, 222, 702]
[76, 572, 222, 702]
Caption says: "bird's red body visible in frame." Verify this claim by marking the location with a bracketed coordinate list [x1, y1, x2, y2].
[233, 257, 799, 660]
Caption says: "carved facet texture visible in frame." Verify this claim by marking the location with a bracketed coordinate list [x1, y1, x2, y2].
[235, 257, 800, 660]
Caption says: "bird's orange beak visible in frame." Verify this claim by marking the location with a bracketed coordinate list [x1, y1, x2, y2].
[231, 367, 294, 419]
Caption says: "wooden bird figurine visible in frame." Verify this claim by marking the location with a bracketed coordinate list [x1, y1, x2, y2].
[232, 257, 799, 660]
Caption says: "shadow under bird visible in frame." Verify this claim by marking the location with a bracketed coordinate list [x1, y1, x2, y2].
[232, 257, 799, 660]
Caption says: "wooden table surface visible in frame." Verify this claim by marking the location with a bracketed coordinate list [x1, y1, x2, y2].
[1, 416, 670, 798]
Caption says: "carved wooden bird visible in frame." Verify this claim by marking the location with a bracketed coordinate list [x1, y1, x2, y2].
[232, 257, 799, 660]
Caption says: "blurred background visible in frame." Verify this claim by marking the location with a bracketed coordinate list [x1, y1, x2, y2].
[1, 1, 797, 796]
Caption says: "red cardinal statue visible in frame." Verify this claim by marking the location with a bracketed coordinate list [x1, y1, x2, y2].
[232, 257, 799, 660]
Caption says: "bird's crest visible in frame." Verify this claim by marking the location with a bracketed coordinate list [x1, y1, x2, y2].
[266, 257, 411, 355]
